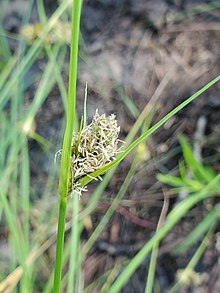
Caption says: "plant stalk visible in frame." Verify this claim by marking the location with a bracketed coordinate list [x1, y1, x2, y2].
[53, 0, 82, 292]
[53, 197, 67, 293]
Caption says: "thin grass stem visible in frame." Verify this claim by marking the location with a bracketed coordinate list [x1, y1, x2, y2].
[145, 193, 169, 293]
[54, 0, 82, 292]
[168, 223, 216, 293]
[67, 194, 80, 293]
[53, 197, 67, 293]
[108, 174, 220, 293]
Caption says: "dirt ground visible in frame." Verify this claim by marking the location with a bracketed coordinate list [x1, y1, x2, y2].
[2, 0, 220, 292]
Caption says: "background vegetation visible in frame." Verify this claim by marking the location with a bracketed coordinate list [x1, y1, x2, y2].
[0, 0, 220, 292]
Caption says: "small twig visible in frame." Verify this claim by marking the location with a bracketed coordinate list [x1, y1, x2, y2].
[96, 240, 145, 257]
[193, 116, 207, 162]
[96, 202, 155, 229]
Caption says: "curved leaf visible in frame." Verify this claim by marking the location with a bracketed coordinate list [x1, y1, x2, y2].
[79, 74, 220, 188]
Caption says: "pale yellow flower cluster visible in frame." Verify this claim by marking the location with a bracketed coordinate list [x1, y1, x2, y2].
[69, 110, 121, 195]
[20, 21, 71, 45]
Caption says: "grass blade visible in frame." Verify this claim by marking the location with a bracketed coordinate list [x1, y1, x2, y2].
[108, 174, 220, 293]
[80, 74, 220, 187]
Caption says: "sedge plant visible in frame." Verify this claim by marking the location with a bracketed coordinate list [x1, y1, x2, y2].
[0, 0, 219, 292]
[53, 0, 82, 292]
[53, 2, 220, 293]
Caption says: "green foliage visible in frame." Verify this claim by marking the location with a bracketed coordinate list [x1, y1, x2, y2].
[158, 136, 219, 194]
[0, 1, 220, 293]
[157, 136, 220, 292]
[174, 203, 220, 254]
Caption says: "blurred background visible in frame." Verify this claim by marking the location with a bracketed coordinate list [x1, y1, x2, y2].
[0, 0, 220, 292]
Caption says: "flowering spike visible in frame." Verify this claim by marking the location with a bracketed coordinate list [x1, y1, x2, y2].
[68, 110, 122, 196]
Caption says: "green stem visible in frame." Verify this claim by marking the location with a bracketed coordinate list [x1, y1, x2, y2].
[53, 1, 82, 292]
[67, 194, 79, 293]
[58, 0, 82, 198]
[53, 197, 67, 293]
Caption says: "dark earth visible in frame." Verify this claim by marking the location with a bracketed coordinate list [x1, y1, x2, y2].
[2, 0, 220, 292]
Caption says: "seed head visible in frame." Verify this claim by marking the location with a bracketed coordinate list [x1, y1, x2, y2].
[69, 110, 122, 196]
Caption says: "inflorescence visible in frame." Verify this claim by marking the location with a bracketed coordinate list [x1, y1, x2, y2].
[69, 110, 122, 196]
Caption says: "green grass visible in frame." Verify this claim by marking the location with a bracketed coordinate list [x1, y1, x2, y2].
[53, 0, 82, 292]
[0, 0, 220, 293]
